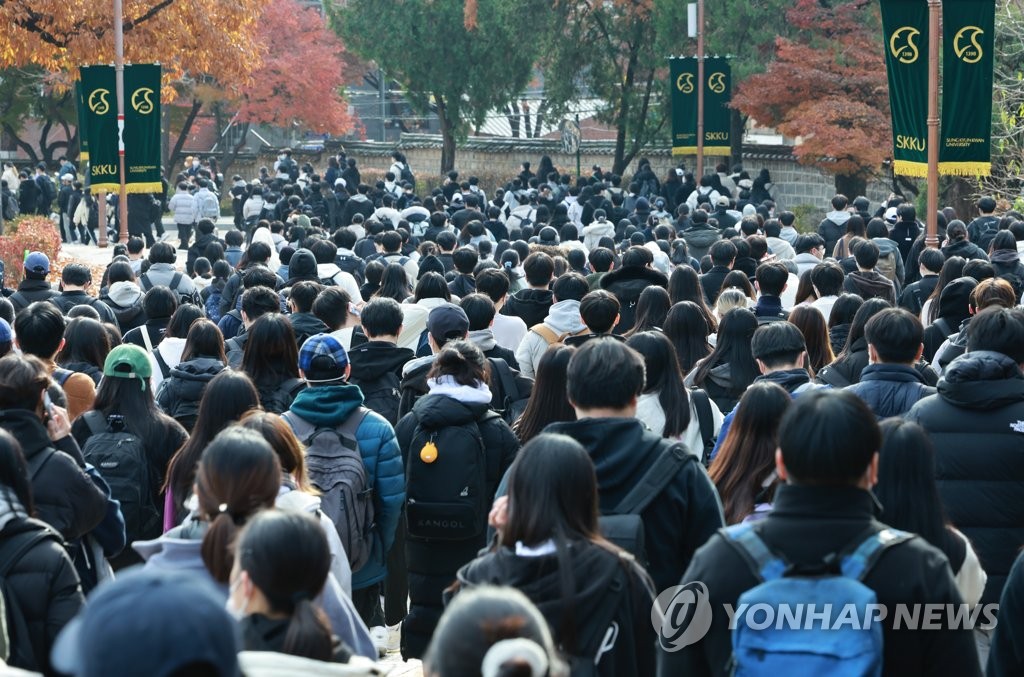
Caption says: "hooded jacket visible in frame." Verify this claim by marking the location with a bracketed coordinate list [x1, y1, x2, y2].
[539, 418, 723, 592]
[0, 408, 107, 542]
[582, 218, 615, 251]
[286, 384, 404, 590]
[843, 270, 896, 304]
[922, 277, 977, 361]
[0, 500, 84, 675]
[817, 336, 938, 388]
[186, 232, 221, 276]
[845, 363, 936, 418]
[501, 287, 554, 329]
[941, 238, 989, 262]
[991, 249, 1024, 294]
[600, 265, 669, 334]
[515, 299, 586, 379]
[456, 541, 656, 676]
[100, 281, 146, 333]
[906, 350, 1024, 605]
[395, 390, 519, 659]
[288, 312, 328, 348]
[660, 485, 982, 677]
[155, 356, 226, 429]
[817, 210, 851, 255]
[468, 329, 520, 370]
[685, 361, 748, 414]
[10, 278, 58, 312]
[51, 291, 119, 326]
[447, 273, 476, 300]
[681, 223, 721, 261]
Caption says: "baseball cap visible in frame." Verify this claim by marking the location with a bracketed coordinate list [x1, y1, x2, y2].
[0, 318, 11, 343]
[884, 207, 899, 224]
[24, 251, 49, 275]
[103, 344, 153, 390]
[427, 304, 470, 345]
[334, 177, 346, 187]
[51, 568, 240, 677]
[298, 333, 349, 382]
[716, 196, 730, 207]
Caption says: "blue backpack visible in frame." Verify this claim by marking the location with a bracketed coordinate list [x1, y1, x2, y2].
[722, 523, 913, 677]
[204, 286, 223, 323]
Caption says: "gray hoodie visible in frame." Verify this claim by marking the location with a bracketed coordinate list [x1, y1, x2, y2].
[514, 299, 585, 378]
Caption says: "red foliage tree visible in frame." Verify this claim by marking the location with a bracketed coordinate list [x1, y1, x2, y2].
[732, 0, 890, 196]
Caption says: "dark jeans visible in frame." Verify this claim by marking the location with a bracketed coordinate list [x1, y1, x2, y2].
[177, 222, 193, 249]
[384, 512, 408, 625]
[352, 583, 385, 628]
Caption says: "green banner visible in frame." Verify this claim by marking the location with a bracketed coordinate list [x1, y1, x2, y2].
[880, 0, 929, 177]
[74, 82, 89, 165]
[79, 65, 119, 192]
[940, 0, 995, 176]
[670, 57, 731, 157]
[123, 63, 163, 192]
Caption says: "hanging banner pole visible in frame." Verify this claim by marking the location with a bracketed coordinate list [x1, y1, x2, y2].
[926, 0, 940, 248]
[696, 0, 705, 178]
[114, 0, 128, 243]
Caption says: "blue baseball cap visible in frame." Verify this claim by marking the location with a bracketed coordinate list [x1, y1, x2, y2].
[0, 318, 12, 343]
[51, 568, 240, 677]
[24, 251, 49, 275]
[298, 333, 349, 381]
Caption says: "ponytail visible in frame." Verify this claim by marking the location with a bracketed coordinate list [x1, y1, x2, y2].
[282, 597, 334, 662]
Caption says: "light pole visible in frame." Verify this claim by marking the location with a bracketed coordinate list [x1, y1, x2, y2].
[113, 0, 128, 244]
[696, 0, 705, 178]
[925, 0, 940, 248]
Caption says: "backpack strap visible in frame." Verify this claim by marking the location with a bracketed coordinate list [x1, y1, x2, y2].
[82, 410, 108, 436]
[139, 323, 155, 353]
[276, 377, 306, 401]
[612, 443, 691, 516]
[721, 522, 789, 582]
[140, 272, 152, 290]
[153, 350, 171, 379]
[839, 527, 914, 581]
[25, 449, 54, 483]
[689, 388, 715, 464]
[169, 272, 183, 291]
[0, 527, 58, 579]
[487, 358, 519, 403]
[530, 324, 565, 345]
[933, 317, 954, 337]
[337, 407, 369, 439]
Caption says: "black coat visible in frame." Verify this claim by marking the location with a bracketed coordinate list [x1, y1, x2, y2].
[817, 337, 938, 388]
[0, 516, 84, 674]
[0, 409, 107, 541]
[898, 275, 938, 316]
[990, 549, 1024, 676]
[395, 393, 519, 659]
[500, 288, 554, 330]
[906, 350, 1024, 605]
[456, 540, 657, 676]
[99, 293, 147, 334]
[599, 266, 669, 333]
[659, 485, 982, 677]
[698, 266, 731, 305]
[543, 418, 724, 592]
[9, 279, 58, 312]
[844, 363, 936, 418]
[155, 357, 225, 430]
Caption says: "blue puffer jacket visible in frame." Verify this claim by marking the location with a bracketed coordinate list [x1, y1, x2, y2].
[286, 383, 404, 590]
[844, 363, 936, 419]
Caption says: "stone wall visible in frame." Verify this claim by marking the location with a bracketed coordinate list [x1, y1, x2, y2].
[208, 133, 892, 224]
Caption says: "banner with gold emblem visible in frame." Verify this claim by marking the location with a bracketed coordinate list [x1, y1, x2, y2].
[79, 65, 118, 191]
[880, 0, 929, 178]
[670, 57, 731, 157]
[939, 0, 995, 176]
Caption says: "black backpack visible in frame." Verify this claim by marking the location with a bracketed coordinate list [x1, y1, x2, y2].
[400, 164, 416, 190]
[690, 388, 717, 466]
[37, 176, 55, 208]
[2, 193, 17, 221]
[350, 371, 401, 427]
[260, 378, 307, 415]
[81, 411, 159, 544]
[283, 408, 374, 571]
[598, 442, 692, 566]
[406, 410, 499, 542]
[0, 523, 62, 671]
[487, 358, 531, 426]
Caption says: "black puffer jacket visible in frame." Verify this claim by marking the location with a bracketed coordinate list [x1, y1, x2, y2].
[395, 392, 519, 659]
[599, 266, 668, 334]
[0, 511, 84, 674]
[844, 363, 936, 418]
[0, 409, 107, 542]
[455, 540, 656, 677]
[906, 350, 1024, 605]
[818, 337, 938, 387]
[155, 356, 226, 430]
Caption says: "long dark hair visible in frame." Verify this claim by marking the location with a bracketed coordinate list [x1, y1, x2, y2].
[626, 331, 691, 437]
[56, 317, 111, 371]
[93, 363, 176, 443]
[874, 419, 960, 559]
[374, 262, 412, 302]
[828, 293, 864, 329]
[788, 305, 833, 376]
[180, 319, 226, 363]
[237, 510, 334, 660]
[624, 286, 670, 337]
[197, 427, 281, 583]
[836, 298, 892, 360]
[414, 272, 451, 302]
[512, 345, 576, 444]
[166, 303, 205, 339]
[0, 429, 34, 517]
[720, 270, 756, 302]
[926, 255, 966, 322]
[708, 382, 790, 524]
[669, 265, 716, 332]
[241, 314, 300, 386]
[663, 301, 712, 373]
[164, 370, 262, 516]
[691, 308, 759, 391]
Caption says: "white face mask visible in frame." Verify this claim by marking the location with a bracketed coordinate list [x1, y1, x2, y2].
[226, 577, 250, 621]
[192, 160, 200, 168]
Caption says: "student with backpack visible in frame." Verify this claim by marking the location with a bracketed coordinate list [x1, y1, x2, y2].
[659, 389, 982, 677]
[395, 339, 520, 659]
[240, 313, 308, 414]
[283, 333, 404, 656]
[347, 298, 414, 427]
[454, 433, 657, 676]
[514, 273, 589, 379]
[155, 320, 228, 432]
[0, 429, 84, 675]
[71, 345, 187, 568]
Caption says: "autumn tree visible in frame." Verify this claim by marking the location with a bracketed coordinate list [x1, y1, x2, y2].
[732, 0, 889, 196]
[331, 0, 551, 173]
[0, 68, 79, 165]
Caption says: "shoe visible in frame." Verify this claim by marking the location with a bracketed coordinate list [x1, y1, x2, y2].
[386, 623, 401, 653]
[369, 625, 389, 658]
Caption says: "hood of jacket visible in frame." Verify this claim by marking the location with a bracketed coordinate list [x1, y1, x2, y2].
[860, 362, 929, 384]
[0, 408, 50, 458]
[169, 357, 225, 382]
[348, 341, 415, 382]
[411, 392, 490, 430]
[939, 350, 1024, 410]
[468, 328, 497, 352]
[599, 265, 668, 293]
[544, 418, 664, 494]
[756, 368, 812, 393]
[847, 270, 894, 297]
[107, 280, 144, 307]
[825, 210, 852, 225]
[991, 249, 1022, 267]
[288, 383, 364, 427]
[941, 239, 984, 260]
[544, 299, 585, 334]
[682, 224, 721, 247]
[509, 288, 553, 308]
[937, 277, 978, 326]
[582, 220, 615, 237]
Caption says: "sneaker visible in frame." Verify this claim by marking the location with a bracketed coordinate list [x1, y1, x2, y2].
[369, 625, 388, 658]
[386, 623, 401, 653]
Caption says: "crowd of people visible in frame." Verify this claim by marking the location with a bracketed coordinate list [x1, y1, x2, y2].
[0, 148, 1022, 677]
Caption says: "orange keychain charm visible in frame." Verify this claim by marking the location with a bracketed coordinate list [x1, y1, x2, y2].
[420, 441, 438, 464]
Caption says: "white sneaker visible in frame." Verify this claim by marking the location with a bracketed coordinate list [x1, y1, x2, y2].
[369, 625, 389, 658]
[386, 623, 402, 653]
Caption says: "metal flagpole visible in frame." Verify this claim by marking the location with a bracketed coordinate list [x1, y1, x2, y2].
[696, 0, 705, 178]
[114, 0, 128, 243]
[925, 0, 940, 248]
